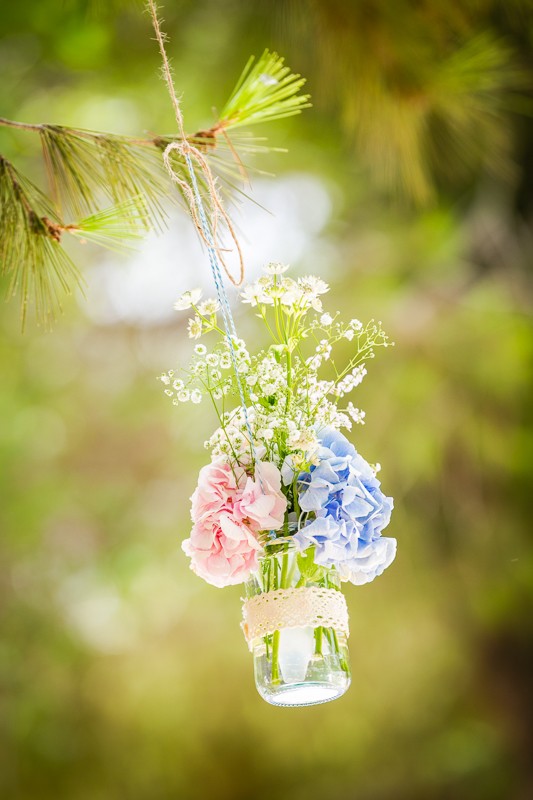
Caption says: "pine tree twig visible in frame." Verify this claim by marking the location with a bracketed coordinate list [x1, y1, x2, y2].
[1, 155, 84, 328]
[0, 48, 310, 325]
[0, 156, 150, 327]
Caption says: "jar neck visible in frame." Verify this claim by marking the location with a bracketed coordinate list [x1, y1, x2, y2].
[248, 541, 342, 595]
[262, 535, 298, 559]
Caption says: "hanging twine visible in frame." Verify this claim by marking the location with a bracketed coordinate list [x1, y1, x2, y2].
[148, 0, 259, 467]
[148, 0, 244, 287]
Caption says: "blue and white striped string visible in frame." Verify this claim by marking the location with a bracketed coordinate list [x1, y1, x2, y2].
[149, 0, 260, 474]
[181, 147, 259, 466]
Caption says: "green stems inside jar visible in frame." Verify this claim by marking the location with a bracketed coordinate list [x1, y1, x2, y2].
[258, 541, 350, 686]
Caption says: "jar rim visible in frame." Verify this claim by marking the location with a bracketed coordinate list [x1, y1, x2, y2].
[262, 534, 299, 554]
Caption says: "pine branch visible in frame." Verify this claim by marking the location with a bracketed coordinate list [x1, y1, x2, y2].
[0, 49, 310, 326]
[67, 197, 151, 252]
[0, 156, 84, 328]
[218, 50, 311, 131]
[39, 125, 169, 226]
[0, 157, 150, 327]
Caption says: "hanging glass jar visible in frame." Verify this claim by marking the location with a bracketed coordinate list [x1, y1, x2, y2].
[242, 538, 351, 707]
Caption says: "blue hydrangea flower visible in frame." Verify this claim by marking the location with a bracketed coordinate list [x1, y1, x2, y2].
[291, 427, 396, 585]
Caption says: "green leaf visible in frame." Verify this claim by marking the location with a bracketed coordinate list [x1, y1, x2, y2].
[297, 548, 325, 583]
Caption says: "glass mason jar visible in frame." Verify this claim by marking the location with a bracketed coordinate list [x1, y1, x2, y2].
[244, 539, 351, 707]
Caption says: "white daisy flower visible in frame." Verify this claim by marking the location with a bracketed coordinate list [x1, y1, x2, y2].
[174, 288, 202, 311]
[264, 262, 289, 275]
[197, 299, 219, 316]
[187, 316, 203, 339]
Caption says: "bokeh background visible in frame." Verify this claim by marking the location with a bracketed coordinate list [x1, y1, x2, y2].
[1, 2, 533, 798]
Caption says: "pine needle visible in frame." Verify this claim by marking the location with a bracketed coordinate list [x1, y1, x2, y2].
[0, 49, 313, 326]
[67, 196, 151, 252]
[40, 125, 169, 227]
[219, 50, 311, 131]
[0, 157, 84, 328]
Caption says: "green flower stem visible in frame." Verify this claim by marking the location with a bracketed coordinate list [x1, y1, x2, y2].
[331, 627, 350, 675]
[314, 626, 323, 656]
[285, 349, 292, 413]
[271, 631, 280, 683]
[204, 385, 241, 477]
[190, 304, 227, 337]
[263, 559, 272, 661]
[285, 555, 297, 587]
[322, 573, 346, 669]
[258, 306, 279, 343]
[270, 546, 290, 685]
[280, 546, 289, 586]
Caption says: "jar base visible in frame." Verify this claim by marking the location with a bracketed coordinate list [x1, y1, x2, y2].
[258, 679, 350, 708]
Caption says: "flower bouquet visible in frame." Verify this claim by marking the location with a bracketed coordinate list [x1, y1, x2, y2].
[161, 263, 396, 707]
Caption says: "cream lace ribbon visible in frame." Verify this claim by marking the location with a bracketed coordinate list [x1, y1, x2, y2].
[241, 587, 349, 649]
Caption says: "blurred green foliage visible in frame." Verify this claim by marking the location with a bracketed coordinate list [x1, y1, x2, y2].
[1, 1, 532, 799]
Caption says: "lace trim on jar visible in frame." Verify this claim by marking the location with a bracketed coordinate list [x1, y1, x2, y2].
[241, 587, 349, 649]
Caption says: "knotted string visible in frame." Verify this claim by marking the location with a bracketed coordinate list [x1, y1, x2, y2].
[148, 0, 259, 470]
[162, 142, 244, 288]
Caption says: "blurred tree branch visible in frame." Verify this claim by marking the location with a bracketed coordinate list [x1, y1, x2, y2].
[280, 0, 531, 204]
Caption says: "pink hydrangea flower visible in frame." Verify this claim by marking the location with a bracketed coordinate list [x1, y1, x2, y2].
[234, 462, 287, 533]
[182, 459, 287, 588]
[183, 516, 262, 588]
[190, 459, 241, 526]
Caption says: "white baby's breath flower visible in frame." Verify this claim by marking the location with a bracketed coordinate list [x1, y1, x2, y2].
[194, 344, 207, 355]
[177, 389, 190, 402]
[347, 402, 366, 424]
[190, 389, 202, 404]
[264, 262, 289, 275]
[320, 313, 333, 326]
[306, 355, 321, 371]
[351, 366, 367, 386]
[287, 429, 317, 451]
[231, 337, 247, 352]
[172, 379, 184, 390]
[219, 354, 232, 369]
[159, 374, 171, 385]
[174, 288, 202, 311]
[343, 329, 355, 341]
[206, 354, 219, 367]
[349, 318, 363, 331]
